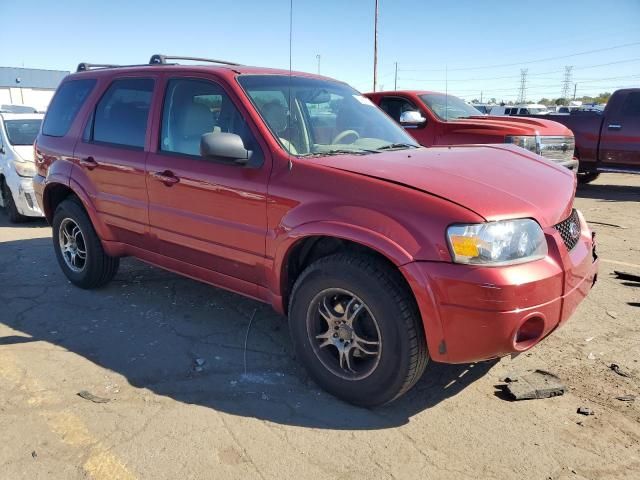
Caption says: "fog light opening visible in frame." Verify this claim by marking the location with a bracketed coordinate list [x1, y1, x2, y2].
[514, 316, 545, 350]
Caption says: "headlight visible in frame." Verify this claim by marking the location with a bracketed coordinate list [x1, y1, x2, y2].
[505, 135, 540, 154]
[447, 219, 547, 265]
[12, 161, 36, 178]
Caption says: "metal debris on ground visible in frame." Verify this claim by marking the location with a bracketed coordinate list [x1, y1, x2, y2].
[77, 390, 110, 403]
[613, 270, 640, 283]
[502, 370, 566, 400]
[610, 363, 633, 378]
[577, 407, 595, 416]
[615, 395, 636, 402]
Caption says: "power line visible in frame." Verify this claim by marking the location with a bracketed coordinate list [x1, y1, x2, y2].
[398, 41, 640, 73]
[397, 58, 640, 83]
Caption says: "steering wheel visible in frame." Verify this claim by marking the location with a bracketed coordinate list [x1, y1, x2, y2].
[332, 129, 360, 144]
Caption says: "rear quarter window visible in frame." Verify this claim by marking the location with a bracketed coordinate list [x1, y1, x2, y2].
[42, 79, 96, 137]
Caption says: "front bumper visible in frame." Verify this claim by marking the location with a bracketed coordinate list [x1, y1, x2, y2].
[5, 175, 43, 217]
[401, 210, 598, 363]
[555, 158, 579, 172]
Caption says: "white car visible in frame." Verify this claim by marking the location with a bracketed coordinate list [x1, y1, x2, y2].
[0, 113, 44, 222]
[490, 104, 551, 116]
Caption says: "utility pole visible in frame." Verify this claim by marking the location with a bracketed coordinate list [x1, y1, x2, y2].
[394, 62, 398, 90]
[561, 66, 573, 103]
[517, 69, 528, 104]
[316, 54, 321, 74]
[573, 83, 577, 101]
[373, 0, 379, 92]
[480, 91, 483, 103]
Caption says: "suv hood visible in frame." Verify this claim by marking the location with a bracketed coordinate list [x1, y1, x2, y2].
[452, 116, 573, 137]
[309, 144, 575, 227]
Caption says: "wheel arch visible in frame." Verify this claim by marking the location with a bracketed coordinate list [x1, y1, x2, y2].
[273, 221, 416, 316]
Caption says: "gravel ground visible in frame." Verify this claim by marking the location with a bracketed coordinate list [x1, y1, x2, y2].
[1, 173, 638, 480]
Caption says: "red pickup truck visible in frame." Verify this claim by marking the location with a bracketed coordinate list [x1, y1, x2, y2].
[529, 89, 640, 183]
[365, 90, 578, 170]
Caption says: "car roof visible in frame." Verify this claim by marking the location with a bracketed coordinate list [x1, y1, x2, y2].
[65, 63, 342, 84]
[0, 113, 44, 121]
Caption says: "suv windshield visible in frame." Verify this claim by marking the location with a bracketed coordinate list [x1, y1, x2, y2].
[238, 75, 418, 156]
[4, 119, 42, 146]
[419, 93, 482, 121]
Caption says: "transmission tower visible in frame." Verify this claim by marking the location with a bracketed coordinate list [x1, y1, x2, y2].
[561, 66, 573, 103]
[517, 69, 528, 104]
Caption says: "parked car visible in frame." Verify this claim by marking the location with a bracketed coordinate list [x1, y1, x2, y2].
[470, 103, 494, 114]
[34, 56, 598, 406]
[0, 104, 39, 114]
[0, 113, 44, 221]
[365, 91, 577, 170]
[490, 104, 552, 116]
[527, 89, 640, 183]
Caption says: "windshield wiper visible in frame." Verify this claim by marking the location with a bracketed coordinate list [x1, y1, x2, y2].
[315, 148, 380, 156]
[377, 143, 419, 151]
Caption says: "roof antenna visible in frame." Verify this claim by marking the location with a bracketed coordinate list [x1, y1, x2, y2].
[287, 0, 294, 171]
[445, 64, 448, 122]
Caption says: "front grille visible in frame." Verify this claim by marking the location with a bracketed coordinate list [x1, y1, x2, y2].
[554, 209, 581, 251]
[539, 136, 575, 163]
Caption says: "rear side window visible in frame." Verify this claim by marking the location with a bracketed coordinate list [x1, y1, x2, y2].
[42, 79, 96, 137]
[92, 78, 154, 149]
[621, 92, 640, 116]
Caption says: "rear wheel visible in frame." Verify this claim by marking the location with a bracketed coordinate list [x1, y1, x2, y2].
[289, 253, 428, 406]
[577, 171, 600, 184]
[52, 198, 119, 288]
[1, 181, 28, 223]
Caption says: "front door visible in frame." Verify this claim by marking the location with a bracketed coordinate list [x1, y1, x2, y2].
[145, 76, 270, 286]
[599, 91, 640, 168]
[378, 95, 432, 146]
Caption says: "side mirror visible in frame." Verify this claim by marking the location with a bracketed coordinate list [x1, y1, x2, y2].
[399, 110, 426, 128]
[200, 132, 252, 165]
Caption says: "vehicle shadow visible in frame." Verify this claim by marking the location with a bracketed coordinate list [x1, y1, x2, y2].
[0, 237, 496, 430]
[0, 211, 49, 227]
[576, 183, 640, 202]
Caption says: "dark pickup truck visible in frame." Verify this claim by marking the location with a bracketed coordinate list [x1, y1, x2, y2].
[536, 89, 639, 183]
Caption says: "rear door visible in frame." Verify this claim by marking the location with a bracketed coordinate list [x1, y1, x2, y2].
[145, 74, 270, 286]
[73, 77, 155, 246]
[599, 91, 640, 168]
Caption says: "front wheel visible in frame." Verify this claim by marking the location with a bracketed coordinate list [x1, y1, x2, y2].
[1, 181, 28, 223]
[52, 198, 119, 289]
[577, 171, 600, 184]
[289, 253, 428, 406]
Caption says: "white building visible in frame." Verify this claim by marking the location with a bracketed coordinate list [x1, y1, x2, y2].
[0, 67, 69, 112]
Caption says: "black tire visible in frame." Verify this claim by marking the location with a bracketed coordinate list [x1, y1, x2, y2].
[577, 171, 600, 184]
[288, 253, 428, 407]
[1, 181, 28, 223]
[52, 198, 119, 289]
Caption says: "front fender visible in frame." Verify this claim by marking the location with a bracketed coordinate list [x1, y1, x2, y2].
[266, 219, 417, 314]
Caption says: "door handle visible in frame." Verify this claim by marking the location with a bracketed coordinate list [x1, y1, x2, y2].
[151, 170, 180, 186]
[608, 124, 622, 130]
[79, 156, 98, 170]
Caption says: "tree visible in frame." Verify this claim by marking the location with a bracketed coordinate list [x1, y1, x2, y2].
[555, 98, 567, 106]
[471, 99, 479, 104]
[489, 98, 497, 104]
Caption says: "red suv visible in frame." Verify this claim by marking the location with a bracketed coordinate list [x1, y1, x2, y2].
[34, 55, 598, 406]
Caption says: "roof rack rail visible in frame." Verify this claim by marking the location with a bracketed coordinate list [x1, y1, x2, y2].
[149, 54, 241, 67]
[76, 63, 121, 72]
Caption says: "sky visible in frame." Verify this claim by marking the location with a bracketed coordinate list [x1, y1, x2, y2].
[1, 0, 639, 102]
